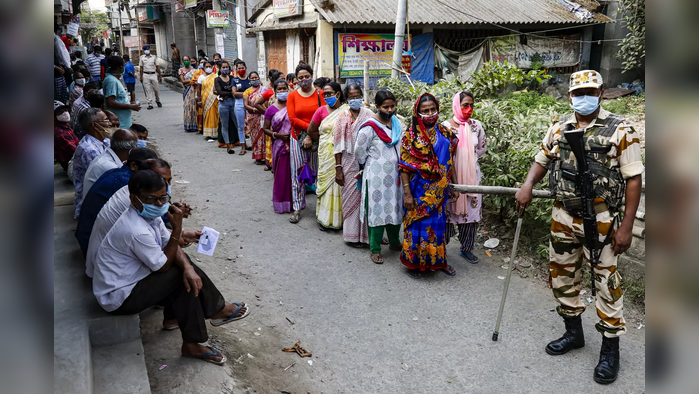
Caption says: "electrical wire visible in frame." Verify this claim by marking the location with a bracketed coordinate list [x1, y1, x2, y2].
[431, 0, 625, 43]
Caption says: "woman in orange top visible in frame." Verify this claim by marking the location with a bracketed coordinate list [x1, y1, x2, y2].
[286, 62, 325, 223]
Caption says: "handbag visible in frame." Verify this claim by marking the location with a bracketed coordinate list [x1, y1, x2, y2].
[297, 91, 322, 152]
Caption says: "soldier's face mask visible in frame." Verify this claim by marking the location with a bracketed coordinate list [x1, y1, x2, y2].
[570, 93, 601, 116]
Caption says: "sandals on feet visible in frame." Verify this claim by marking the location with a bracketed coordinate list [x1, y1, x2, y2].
[210, 303, 250, 326]
[239, 149, 247, 156]
[408, 270, 422, 279]
[460, 252, 479, 264]
[370, 253, 384, 264]
[182, 346, 227, 365]
[381, 237, 390, 245]
[442, 265, 457, 276]
[289, 211, 301, 223]
[227, 149, 235, 154]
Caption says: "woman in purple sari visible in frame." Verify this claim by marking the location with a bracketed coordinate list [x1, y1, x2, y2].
[261, 79, 293, 214]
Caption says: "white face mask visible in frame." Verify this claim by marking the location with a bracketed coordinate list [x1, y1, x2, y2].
[75, 78, 86, 86]
[56, 112, 70, 122]
[205, 68, 213, 74]
[144, 50, 150, 55]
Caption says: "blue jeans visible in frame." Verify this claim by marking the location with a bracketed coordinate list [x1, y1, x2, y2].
[235, 98, 246, 146]
[218, 97, 238, 144]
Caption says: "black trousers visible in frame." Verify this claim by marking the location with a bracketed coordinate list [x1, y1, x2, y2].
[112, 255, 225, 343]
[446, 222, 479, 254]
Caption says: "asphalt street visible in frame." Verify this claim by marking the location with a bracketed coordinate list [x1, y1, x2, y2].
[132, 82, 645, 394]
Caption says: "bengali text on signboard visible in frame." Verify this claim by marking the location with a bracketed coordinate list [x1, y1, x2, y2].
[336, 33, 411, 78]
[206, 10, 230, 28]
[273, 0, 303, 18]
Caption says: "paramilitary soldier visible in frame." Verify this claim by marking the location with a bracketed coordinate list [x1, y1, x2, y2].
[515, 70, 644, 384]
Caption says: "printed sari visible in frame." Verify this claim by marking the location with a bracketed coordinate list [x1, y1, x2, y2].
[191, 68, 205, 133]
[316, 104, 349, 229]
[333, 107, 373, 243]
[399, 93, 458, 272]
[247, 87, 265, 160]
[201, 74, 219, 138]
[181, 67, 198, 132]
[271, 107, 292, 213]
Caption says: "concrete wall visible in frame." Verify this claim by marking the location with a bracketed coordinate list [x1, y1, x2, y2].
[254, 0, 318, 30]
[316, 19, 334, 79]
[600, 0, 644, 86]
[286, 29, 302, 74]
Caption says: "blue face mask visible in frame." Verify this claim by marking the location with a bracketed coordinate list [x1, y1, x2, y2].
[570, 94, 600, 116]
[136, 198, 170, 221]
[276, 92, 289, 101]
[137, 139, 147, 148]
[348, 98, 363, 110]
[324, 95, 338, 107]
[166, 185, 171, 195]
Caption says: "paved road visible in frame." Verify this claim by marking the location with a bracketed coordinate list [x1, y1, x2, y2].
[132, 83, 645, 393]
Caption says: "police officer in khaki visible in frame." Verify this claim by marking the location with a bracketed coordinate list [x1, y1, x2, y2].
[139, 44, 162, 110]
[515, 70, 643, 384]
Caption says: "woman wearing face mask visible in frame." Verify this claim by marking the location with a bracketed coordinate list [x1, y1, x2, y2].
[399, 93, 459, 278]
[213, 60, 239, 154]
[443, 92, 487, 264]
[261, 79, 293, 214]
[354, 90, 404, 264]
[54, 100, 80, 172]
[179, 56, 198, 132]
[195, 60, 220, 141]
[306, 81, 348, 230]
[231, 61, 251, 154]
[191, 58, 207, 134]
[242, 72, 266, 162]
[287, 62, 326, 219]
[103, 55, 141, 129]
[332, 83, 373, 247]
[255, 70, 283, 170]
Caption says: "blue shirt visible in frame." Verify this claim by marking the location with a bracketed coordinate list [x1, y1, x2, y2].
[123, 62, 136, 83]
[232, 76, 251, 98]
[103, 73, 132, 129]
[75, 165, 134, 256]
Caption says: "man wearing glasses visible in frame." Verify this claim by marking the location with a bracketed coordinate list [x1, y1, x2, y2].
[92, 170, 249, 365]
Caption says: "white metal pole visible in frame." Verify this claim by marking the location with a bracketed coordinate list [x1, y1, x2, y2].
[390, 0, 407, 78]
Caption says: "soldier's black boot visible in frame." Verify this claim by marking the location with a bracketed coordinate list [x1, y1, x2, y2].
[593, 336, 620, 384]
[545, 315, 585, 355]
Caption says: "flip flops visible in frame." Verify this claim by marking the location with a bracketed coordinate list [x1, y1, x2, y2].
[460, 252, 479, 264]
[408, 270, 422, 279]
[289, 211, 301, 223]
[210, 303, 250, 326]
[182, 346, 227, 365]
[442, 265, 457, 276]
[370, 253, 384, 264]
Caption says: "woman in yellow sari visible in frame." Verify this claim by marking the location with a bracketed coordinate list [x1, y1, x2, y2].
[191, 58, 206, 134]
[196, 60, 219, 139]
[307, 82, 348, 230]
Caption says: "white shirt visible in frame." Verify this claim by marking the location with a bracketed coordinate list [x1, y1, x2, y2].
[93, 206, 171, 312]
[82, 148, 122, 202]
[85, 186, 130, 278]
[54, 34, 71, 68]
[139, 54, 158, 73]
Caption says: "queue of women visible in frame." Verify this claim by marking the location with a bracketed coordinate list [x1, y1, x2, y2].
[177, 58, 487, 279]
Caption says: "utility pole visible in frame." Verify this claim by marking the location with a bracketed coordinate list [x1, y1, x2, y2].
[390, 0, 407, 78]
[118, 0, 124, 55]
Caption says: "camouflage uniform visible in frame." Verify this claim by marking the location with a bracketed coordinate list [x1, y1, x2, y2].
[535, 108, 644, 339]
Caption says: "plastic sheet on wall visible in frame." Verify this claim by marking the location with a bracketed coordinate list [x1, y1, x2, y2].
[410, 33, 434, 84]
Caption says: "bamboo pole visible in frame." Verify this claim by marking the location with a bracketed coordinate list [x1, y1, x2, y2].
[450, 184, 554, 199]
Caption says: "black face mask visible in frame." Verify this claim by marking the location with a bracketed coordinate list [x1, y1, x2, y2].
[378, 110, 395, 121]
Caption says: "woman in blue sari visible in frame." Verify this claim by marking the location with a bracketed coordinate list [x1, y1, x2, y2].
[399, 93, 459, 278]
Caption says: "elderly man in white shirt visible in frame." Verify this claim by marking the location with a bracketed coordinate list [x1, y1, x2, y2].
[92, 169, 249, 365]
[82, 128, 137, 200]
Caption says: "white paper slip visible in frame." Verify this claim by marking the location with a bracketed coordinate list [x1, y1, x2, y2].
[196, 227, 220, 256]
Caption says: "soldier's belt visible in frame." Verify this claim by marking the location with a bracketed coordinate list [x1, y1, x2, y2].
[555, 197, 609, 215]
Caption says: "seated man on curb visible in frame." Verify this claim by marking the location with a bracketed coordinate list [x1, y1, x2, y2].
[76, 147, 158, 256]
[93, 170, 250, 365]
[85, 158, 200, 279]
[129, 123, 149, 146]
[82, 128, 137, 198]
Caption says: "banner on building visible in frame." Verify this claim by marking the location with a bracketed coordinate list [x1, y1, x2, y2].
[206, 10, 230, 28]
[490, 35, 582, 68]
[273, 0, 303, 18]
[184, 0, 197, 9]
[123, 36, 141, 48]
[67, 22, 79, 37]
[137, 6, 147, 21]
[336, 33, 411, 78]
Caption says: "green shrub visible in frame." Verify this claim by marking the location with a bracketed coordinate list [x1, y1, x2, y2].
[601, 93, 646, 115]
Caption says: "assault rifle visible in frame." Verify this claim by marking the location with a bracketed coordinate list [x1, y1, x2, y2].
[565, 129, 602, 297]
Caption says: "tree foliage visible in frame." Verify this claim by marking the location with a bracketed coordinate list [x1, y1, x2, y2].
[616, 0, 645, 72]
[79, 8, 110, 45]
